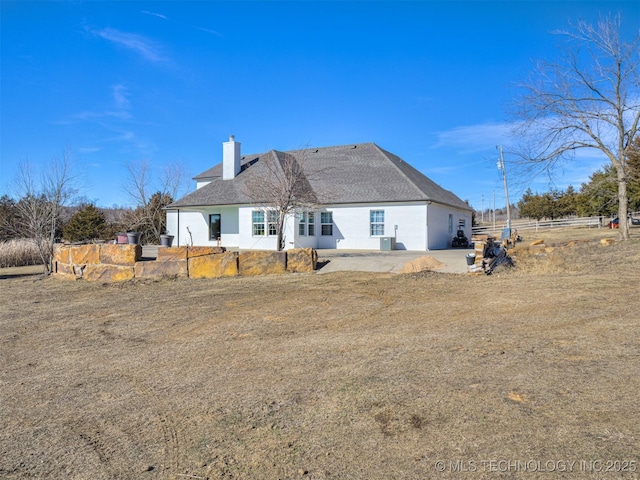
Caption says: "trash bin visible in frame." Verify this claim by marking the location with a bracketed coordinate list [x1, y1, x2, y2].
[465, 253, 476, 266]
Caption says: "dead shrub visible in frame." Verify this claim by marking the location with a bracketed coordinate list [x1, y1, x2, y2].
[0, 239, 45, 268]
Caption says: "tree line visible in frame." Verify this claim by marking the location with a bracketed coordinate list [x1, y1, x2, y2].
[0, 154, 186, 273]
[517, 139, 640, 221]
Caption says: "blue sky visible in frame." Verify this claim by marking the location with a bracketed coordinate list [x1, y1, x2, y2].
[1, 1, 638, 210]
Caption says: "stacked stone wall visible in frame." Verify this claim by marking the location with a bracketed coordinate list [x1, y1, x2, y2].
[53, 244, 316, 282]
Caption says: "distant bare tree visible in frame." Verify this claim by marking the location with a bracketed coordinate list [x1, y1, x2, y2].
[243, 149, 320, 251]
[123, 160, 189, 243]
[9, 150, 80, 273]
[512, 14, 640, 239]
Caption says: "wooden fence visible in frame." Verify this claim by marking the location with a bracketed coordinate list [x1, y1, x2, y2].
[472, 212, 640, 237]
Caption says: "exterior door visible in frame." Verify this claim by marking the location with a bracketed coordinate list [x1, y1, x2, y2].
[209, 214, 221, 241]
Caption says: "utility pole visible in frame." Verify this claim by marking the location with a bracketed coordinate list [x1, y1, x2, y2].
[497, 145, 511, 231]
[492, 190, 496, 230]
[481, 195, 484, 223]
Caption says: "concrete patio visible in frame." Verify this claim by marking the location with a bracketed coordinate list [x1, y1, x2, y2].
[142, 246, 473, 275]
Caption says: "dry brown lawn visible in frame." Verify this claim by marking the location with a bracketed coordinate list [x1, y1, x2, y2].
[1, 229, 639, 479]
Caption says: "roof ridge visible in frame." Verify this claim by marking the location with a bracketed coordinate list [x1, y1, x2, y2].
[371, 144, 429, 201]
[284, 142, 375, 155]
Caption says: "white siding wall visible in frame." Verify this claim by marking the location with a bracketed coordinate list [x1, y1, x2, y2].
[313, 203, 427, 250]
[238, 206, 278, 250]
[291, 216, 318, 249]
[426, 203, 473, 249]
[167, 202, 472, 251]
[166, 207, 240, 247]
[238, 208, 318, 251]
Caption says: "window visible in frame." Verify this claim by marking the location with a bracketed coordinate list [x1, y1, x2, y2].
[370, 210, 384, 236]
[308, 212, 315, 236]
[321, 212, 333, 236]
[298, 212, 306, 236]
[252, 211, 265, 236]
[448, 214, 453, 233]
[268, 210, 278, 236]
[209, 214, 221, 241]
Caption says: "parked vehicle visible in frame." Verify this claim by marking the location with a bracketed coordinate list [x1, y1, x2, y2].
[609, 216, 640, 228]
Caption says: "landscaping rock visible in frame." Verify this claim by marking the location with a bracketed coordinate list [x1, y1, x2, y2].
[69, 244, 100, 265]
[156, 246, 188, 261]
[99, 244, 142, 266]
[83, 264, 135, 282]
[239, 251, 286, 276]
[286, 248, 317, 273]
[187, 246, 226, 258]
[53, 244, 70, 265]
[54, 262, 75, 277]
[135, 260, 188, 279]
[188, 251, 238, 279]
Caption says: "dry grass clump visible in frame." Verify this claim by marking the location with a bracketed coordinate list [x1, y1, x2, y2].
[508, 237, 639, 276]
[0, 239, 44, 268]
[398, 255, 443, 273]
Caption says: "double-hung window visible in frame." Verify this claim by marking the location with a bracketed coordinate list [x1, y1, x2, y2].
[307, 212, 315, 236]
[298, 212, 306, 236]
[370, 210, 384, 236]
[268, 211, 278, 236]
[252, 211, 265, 236]
[321, 212, 333, 236]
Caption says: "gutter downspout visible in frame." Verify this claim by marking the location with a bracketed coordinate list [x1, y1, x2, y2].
[177, 209, 180, 247]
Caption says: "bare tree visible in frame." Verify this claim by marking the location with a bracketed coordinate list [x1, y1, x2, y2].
[243, 149, 320, 251]
[512, 14, 639, 239]
[123, 159, 189, 243]
[10, 150, 80, 273]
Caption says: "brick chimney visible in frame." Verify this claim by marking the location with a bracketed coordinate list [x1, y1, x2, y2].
[222, 135, 241, 180]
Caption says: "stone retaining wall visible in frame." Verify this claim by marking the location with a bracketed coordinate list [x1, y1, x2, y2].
[53, 244, 317, 282]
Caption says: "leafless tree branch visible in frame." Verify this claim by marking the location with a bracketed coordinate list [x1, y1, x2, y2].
[512, 14, 640, 239]
[242, 146, 326, 250]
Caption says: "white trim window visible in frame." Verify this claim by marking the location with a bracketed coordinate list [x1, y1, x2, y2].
[449, 214, 454, 233]
[370, 210, 384, 236]
[209, 213, 221, 241]
[268, 210, 278, 236]
[298, 212, 306, 236]
[308, 212, 315, 236]
[321, 212, 333, 236]
[252, 210, 265, 236]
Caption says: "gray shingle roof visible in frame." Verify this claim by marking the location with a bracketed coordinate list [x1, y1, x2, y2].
[168, 143, 471, 210]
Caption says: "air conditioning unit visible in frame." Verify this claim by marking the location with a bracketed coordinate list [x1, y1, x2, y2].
[380, 237, 396, 251]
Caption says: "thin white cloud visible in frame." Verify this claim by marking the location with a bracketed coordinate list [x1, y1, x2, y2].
[79, 147, 100, 154]
[431, 122, 512, 154]
[140, 9, 223, 37]
[195, 26, 224, 37]
[112, 84, 130, 110]
[91, 27, 167, 63]
[141, 10, 167, 20]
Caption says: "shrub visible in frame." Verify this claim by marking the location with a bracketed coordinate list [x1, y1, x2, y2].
[63, 204, 107, 242]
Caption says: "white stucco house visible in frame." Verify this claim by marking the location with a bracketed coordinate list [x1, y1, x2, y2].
[165, 136, 473, 251]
